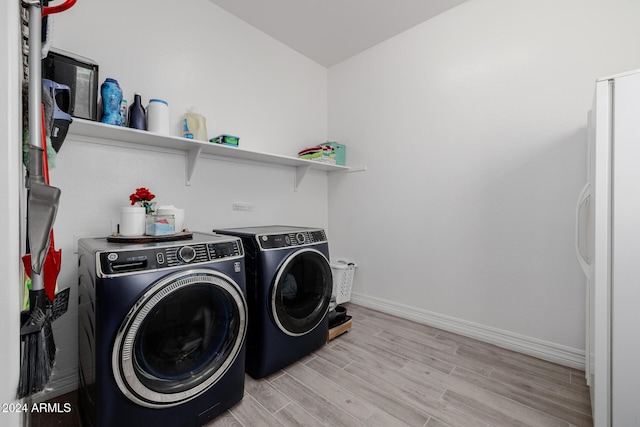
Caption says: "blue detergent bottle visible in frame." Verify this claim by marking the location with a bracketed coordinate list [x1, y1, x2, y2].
[100, 78, 123, 126]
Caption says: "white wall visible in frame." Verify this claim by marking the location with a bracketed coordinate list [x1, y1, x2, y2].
[0, 1, 24, 425]
[328, 0, 640, 361]
[29, 0, 329, 399]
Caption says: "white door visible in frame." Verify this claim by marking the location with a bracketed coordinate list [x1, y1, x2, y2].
[591, 76, 613, 427]
[610, 71, 640, 426]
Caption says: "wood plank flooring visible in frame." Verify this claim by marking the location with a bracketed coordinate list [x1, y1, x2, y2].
[208, 303, 592, 427]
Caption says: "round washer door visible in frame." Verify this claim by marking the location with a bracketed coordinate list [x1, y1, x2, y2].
[112, 269, 247, 408]
[271, 248, 332, 336]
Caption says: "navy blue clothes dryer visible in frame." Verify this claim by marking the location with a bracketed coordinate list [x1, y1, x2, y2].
[213, 226, 332, 378]
[77, 232, 247, 427]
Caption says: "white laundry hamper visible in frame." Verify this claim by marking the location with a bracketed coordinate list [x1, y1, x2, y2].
[330, 258, 357, 305]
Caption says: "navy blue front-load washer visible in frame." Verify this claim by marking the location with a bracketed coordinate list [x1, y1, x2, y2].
[212, 225, 333, 378]
[77, 232, 247, 427]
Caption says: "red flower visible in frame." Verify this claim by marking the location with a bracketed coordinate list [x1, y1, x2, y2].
[129, 187, 156, 205]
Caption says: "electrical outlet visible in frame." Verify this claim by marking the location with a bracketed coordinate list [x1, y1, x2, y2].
[232, 202, 253, 212]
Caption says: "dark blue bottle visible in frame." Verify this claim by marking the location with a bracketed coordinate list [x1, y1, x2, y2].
[128, 93, 146, 130]
[100, 78, 123, 126]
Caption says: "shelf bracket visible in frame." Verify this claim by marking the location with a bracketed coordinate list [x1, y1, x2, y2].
[347, 165, 368, 173]
[185, 146, 203, 186]
[294, 165, 311, 191]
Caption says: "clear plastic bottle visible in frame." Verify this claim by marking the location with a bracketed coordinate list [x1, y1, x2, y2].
[119, 99, 127, 126]
[182, 108, 207, 141]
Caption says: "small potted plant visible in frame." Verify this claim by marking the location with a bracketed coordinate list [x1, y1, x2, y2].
[129, 187, 156, 214]
[119, 187, 156, 236]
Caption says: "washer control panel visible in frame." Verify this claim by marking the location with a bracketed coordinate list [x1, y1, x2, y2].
[98, 239, 243, 276]
[257, 229, 327, 250]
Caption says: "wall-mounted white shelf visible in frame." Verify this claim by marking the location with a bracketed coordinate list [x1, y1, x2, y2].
[67, 118, 365, 189]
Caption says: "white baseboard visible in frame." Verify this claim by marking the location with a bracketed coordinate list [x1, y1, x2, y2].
[349, 292, 585, 370]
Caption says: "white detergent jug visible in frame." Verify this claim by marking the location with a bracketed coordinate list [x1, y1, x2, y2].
[182, 107, 207, 141]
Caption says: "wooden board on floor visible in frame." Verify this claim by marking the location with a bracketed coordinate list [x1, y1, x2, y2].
[327, 318, 352, 342]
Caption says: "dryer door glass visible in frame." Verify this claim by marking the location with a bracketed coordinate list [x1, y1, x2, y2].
[113, 270, 247, 407]
[272, 249, 332, 336]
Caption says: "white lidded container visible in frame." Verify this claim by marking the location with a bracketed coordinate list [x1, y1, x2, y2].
[146, 98, 169, 135]
[119, 206, 145, 236]
[157, 205, 185, 233]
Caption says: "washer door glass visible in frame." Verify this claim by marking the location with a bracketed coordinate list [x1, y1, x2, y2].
[113, 269, 247, 407]
[272, 249, 332, 336]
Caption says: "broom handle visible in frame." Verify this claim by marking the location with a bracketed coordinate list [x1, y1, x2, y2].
[28, 1, 45, 294]
[40, 103, 55, 249]
[28, 3, 42, 154]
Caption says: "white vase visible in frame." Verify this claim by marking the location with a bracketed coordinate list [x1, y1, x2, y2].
[120, 206, 146, 236]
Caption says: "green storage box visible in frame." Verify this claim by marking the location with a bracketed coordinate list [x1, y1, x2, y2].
[325, 141, 345, 166]
[210, 134, 240, 147]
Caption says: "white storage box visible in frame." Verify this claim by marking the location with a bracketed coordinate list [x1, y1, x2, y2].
[330, 258, 357, 304]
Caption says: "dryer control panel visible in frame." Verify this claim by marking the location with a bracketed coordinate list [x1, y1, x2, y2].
[257, 229, 327, 250]
[97, 239, 243, 277]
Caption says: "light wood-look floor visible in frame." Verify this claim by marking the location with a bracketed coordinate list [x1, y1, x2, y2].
[207, 303, 593, 427]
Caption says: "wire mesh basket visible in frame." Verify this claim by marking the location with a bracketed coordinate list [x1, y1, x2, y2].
[330, 258, 357, 305]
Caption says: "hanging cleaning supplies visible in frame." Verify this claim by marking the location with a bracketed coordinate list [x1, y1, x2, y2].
[182, 107, 207, 141]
